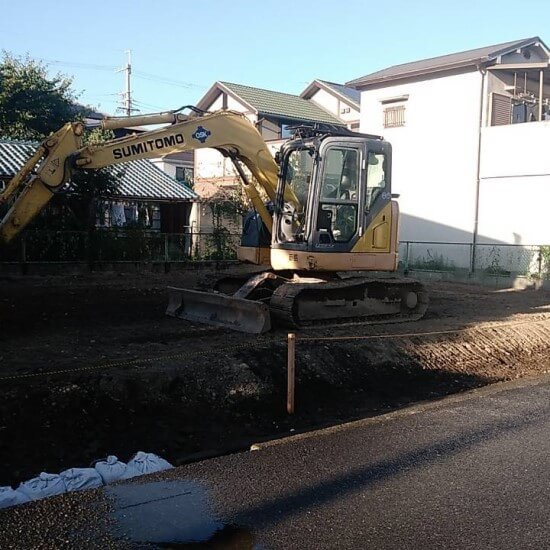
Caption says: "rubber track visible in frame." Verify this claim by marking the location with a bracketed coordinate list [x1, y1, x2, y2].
[269, 277, 429, 329]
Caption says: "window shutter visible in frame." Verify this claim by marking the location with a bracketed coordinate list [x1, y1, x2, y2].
[491, 93, 512, 126]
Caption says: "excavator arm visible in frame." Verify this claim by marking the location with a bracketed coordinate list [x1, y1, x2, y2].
[0, 109, 284, 243]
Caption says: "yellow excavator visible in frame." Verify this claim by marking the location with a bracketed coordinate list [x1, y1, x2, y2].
[0, 107, 428, 333]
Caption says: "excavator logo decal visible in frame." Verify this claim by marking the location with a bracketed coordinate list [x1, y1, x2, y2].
[192, 126, 211, 144]
[112, 134, 185, 160]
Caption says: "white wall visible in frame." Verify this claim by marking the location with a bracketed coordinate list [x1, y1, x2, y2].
[359, 71, 483, 243]
[309, 87, 360, 126]
[310, 88, 339, 114]
[194, 93, 257, 183]
[150, 158, 192, 180]
[195, 148, 240, 180]
[478, 122, 550, 244]
[227, 94, 250, 113]
[209, 93, 224, 111]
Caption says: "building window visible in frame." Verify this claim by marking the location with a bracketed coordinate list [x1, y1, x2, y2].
[176, 166, 194, 185]
[281, 124, 293, 139]
[384, 105, 406, 128]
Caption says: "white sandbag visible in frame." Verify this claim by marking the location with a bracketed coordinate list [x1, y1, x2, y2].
[125, 452, 173, 476]
[119, 462, 141, 480]
[0, 486, 30, 509]
[17, 472, 67, 500]
[59, 468, 103, 492]
[94, 455, 128, 484]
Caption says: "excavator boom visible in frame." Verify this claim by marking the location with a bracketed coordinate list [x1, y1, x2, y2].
[0, 110, 280, 243]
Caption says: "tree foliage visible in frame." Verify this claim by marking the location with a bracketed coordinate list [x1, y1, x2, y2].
[0, 52, 123, 230]
[0, 52, 78, 140]
[202, 187, 247, 259]
[56, 127, 124, 230]
[69, 126, 122, 200]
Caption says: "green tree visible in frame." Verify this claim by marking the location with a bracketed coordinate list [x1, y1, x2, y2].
[0, 52, 77, 140]
[203, 187, 248, 259]
[0, 52, 122, 232]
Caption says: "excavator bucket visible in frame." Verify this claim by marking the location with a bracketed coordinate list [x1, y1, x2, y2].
[166, 287, 271, 334]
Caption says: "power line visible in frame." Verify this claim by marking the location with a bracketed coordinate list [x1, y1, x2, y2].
[41, 58, 208, 91]
[133, 70, 206, 89]
[132, 99, 169, 111]
[40, 58, 115, 71]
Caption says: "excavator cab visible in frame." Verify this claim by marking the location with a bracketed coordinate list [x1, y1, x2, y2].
[268, 129, 397, 272]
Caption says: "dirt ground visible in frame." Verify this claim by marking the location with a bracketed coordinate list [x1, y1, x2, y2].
[1, 268, 550, 486]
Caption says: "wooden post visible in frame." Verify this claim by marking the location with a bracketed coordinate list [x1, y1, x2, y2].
[287, 333, 296, 414]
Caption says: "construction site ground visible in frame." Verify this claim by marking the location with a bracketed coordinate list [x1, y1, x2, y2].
[1, 268, 550, 487]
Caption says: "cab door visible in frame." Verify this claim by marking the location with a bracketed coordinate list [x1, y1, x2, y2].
[358, 139, 393, 253]
[311, 139, 364, 252]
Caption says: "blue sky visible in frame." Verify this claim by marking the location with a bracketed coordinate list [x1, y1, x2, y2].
[1, 0, 547, 115]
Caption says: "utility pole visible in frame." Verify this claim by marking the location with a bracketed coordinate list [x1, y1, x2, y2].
[116, 50, 138, 116]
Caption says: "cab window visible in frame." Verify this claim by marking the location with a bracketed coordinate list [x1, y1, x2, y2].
[317, 147, 360, 243]
[366, 152, 387, 210]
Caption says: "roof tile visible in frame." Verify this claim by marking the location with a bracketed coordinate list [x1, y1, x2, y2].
[317, 80, 361, 107]
[220, 81, 344, 125]
[0, 140, 197, 201]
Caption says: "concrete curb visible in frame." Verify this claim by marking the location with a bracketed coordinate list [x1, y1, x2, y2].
[250, 371, 550, 451]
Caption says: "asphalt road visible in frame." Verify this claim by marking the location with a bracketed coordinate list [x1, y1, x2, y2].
[4, 374, 550, 548]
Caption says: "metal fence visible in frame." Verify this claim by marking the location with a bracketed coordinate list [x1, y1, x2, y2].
[399, 241, 549, 278]
[0, 229, 242, 264]
[1, 231, 548, 278]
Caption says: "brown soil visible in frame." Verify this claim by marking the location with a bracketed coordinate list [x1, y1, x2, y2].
[1, 269, 550, 486]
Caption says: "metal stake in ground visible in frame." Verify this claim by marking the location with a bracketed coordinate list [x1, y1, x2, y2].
[287, 333, 296, 414]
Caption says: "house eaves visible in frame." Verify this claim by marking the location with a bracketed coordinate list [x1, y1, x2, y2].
[347, 37, 549, 89]
[195, 81, 258, 115]
[301, 80, 361, 109]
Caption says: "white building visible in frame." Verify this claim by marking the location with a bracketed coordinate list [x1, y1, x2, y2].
[347, 36, 550, 270]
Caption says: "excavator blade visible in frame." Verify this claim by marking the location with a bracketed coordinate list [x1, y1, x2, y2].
[166, 287, 271, 334]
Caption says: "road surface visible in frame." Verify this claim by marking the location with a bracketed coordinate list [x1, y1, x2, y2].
[3, 373, 550, 548]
